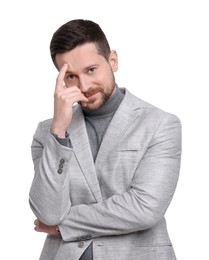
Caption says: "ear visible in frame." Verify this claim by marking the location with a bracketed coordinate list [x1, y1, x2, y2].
[109, 50, 118, 72]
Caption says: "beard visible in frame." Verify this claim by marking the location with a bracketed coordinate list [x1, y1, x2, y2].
[81, 83, 116, 110]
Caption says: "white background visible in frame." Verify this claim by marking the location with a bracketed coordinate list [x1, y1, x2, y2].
[0, 0, 208, 259]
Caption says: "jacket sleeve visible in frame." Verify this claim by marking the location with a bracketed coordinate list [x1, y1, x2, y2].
[58, 114, 182, 242]
[29, 121, 74, 225]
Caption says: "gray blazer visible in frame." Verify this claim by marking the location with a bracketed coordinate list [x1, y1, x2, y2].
[29, 88, 181, 260]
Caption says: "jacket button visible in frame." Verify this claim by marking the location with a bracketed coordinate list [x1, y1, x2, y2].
[78, 241, 85, 248]
[85, 234, 92, 240]
[59, 163, 64, 168]
[60, 159, 65, 164]
[57, 169, 62, 174]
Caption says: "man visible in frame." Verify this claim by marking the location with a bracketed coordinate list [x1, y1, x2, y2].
[29, 19, 182, 260]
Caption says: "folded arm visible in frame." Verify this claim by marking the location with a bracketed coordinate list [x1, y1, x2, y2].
[57, 114, 182, 241]
[29, 121, 73, 225]
[30, 114, 181, 240]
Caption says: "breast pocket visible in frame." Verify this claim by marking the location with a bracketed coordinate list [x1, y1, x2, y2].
[100, 144, 143, 196]
[109, 147, 140, 177]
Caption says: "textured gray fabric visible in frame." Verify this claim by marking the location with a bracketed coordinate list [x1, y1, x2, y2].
[29, 88, 181, 260]
[79, 88, 124, 259]
[79, 242, 93, 260]
[83, 86, 124, 161]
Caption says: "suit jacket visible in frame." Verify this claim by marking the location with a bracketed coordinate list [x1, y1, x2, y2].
[29, 88, 181, 260]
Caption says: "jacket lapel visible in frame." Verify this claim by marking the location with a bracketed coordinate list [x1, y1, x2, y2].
[67, 89, 141, 202]
[68, 105, 102, 203]
[95, 89, 142, 176]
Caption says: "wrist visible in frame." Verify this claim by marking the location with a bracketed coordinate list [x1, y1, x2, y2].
[55, 226, 60, 234]
[51, 129, 69, 139]
[51, 120, 68, 138]
[50, 125, 66, 138]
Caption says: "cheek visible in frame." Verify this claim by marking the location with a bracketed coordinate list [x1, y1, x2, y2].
[93, 73, 105, 82]
[96, 68, 112, 83]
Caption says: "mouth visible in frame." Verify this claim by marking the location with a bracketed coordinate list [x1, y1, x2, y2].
[84, 91, 99, 98]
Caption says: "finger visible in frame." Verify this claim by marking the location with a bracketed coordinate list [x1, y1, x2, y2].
[34, 220, 41, 232]
[55, 63, 68, 91]
[34, 226, 40, 232]
[34, 220, 45, 232]
[34, 219, 40, 226]
[56, 86, 89, 103]
[81, 101, 88, 107]
[60, 92, 89, 105]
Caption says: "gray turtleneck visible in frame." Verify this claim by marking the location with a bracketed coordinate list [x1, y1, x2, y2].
[82, 86, 124, 161]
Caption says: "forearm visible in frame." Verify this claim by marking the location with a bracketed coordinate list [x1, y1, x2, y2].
[59, 175, 178, 242]
[29, 127, 73, 225]
[58, 191, 152, 241]
[58, 114, 182, 242]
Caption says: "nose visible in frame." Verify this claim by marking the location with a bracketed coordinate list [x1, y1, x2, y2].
[78, 76, 90, 93]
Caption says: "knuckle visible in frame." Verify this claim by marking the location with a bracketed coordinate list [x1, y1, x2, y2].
[54, 90, 62, 98]
[60, 95, 66, 102]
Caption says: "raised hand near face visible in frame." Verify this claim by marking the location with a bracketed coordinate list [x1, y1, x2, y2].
[51, 64, 89, 138]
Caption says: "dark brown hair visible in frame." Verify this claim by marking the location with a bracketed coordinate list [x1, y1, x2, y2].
[50, 19, 111, 66]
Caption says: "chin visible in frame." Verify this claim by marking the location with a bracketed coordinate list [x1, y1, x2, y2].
[85, 104, 100, 110]
[85, 99, 104, 110]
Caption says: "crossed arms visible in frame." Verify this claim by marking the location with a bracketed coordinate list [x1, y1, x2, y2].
[29, 113, 181, 241]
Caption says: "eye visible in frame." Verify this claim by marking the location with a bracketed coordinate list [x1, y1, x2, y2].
[88, 67, 96, 74]
[66, 74, 76, 81]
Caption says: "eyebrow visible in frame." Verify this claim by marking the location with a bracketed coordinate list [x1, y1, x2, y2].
[65, 64, 99, 75]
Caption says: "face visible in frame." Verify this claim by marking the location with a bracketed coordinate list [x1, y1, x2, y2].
[55, 43, 118, 110]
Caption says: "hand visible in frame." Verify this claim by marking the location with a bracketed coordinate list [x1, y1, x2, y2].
[34, 219, 60, 235]
[51, 64, 89, 138]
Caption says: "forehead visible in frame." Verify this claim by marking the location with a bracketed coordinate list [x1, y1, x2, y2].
[55, 43, 105, 70]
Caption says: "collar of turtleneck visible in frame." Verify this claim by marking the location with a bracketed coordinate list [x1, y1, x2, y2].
[82, 86, 124, 118]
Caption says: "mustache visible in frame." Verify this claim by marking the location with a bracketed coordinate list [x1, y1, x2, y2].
[83, 87, 104, 98]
